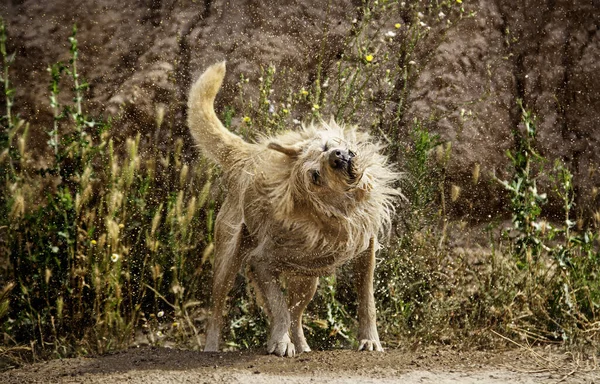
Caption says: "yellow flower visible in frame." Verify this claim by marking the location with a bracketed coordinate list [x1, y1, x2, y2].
[282, 108, 289, 114]
[394, 23, 401, 29]
[456, 0, 462, 3]
[242, 116, 251, 124]
[300, 88, 309, 96]
[312, 104, 320, 110]
[365, 54, 374, 62]
[118, 223, 124, 229]
[91, 240, 97, 246]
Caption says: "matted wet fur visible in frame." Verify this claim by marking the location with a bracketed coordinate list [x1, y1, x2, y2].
[188, 62, 399, 357]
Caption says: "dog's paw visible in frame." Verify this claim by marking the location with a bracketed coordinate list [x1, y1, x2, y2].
[267, 341, 296, 357]
[296, 341, 311, 354]
[291, 334, 311, 354]
[358, 339, 384, 352]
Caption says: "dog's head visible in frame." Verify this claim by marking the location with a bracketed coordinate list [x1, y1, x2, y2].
[260, 120, 399, 242]
[266, 120, 390, 202]
[269, 136, 361, 193]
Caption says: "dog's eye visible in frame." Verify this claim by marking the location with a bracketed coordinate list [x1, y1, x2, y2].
[311, 170, 321, 185]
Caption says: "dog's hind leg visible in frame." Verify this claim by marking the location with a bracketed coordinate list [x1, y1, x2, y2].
[250, 262, 296, 357]
[354, 237, 384, 352]
[204, 211, 245, 352]
[287, 275, 318, 353]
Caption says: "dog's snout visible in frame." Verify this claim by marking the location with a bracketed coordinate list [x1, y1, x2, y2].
[329, 149, 352, 169]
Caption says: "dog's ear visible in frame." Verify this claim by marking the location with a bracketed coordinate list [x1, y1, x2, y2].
[267, 142, 301, 158]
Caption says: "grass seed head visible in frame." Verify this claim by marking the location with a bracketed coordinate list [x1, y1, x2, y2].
[179, 164, 189, 188]
[472, 163, 480, 184]
[10, 188, 25, 220]
[155, 104, 165, 128]
[45, 268, 52, 284]
[450, 184, 461, 202]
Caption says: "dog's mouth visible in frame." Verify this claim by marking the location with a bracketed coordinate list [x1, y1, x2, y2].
[346, 159, 357, 181]
[328, 149, 358, 181]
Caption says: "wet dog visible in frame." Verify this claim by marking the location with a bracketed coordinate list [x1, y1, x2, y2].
[188, 62, 399, 356]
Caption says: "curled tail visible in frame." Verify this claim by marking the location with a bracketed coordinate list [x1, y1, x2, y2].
[187, 61, 250, 170]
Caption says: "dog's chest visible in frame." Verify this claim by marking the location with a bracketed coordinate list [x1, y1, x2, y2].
[258, 218, 367, 273]
[242, 187, 373, 273]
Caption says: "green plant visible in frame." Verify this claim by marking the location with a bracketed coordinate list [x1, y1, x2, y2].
[374, 118, 449, 343]
[492, 101, 600, 343]
[496, 99, 548, 268]
[0, 24, 216, 360]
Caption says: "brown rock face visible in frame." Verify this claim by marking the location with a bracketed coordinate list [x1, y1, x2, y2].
[1, 0, 599, 220]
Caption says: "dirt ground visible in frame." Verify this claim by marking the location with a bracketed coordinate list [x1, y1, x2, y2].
[2, 346, 598, 384]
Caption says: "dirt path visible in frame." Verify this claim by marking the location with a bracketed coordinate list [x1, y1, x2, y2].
[2, 346, 597, 384]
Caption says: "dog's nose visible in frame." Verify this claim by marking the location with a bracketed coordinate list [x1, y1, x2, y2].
[328, 149, 352, 169]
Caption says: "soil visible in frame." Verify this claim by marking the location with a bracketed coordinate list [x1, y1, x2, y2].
[2, 346, 597, 384]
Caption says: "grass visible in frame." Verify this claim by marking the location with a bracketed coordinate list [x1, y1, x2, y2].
[1, 0, 599, 366]
[1, 22, 216, 361]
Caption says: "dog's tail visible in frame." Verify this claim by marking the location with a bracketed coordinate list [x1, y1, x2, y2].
[187, 61, 251, 170]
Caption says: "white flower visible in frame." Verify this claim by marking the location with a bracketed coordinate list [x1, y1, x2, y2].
[385, 31, 397, 37]
[111, 253, 120, 262]
[157, 311, 164, 318]
[293, 119, 301, 125]
[419, 21, 427, 27]
[417, 12, 424, 18]
[408, 60, 417, 65]
[439, 11, 446, 19]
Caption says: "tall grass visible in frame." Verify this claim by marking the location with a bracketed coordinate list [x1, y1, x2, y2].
[1, 0, 599, 364]
[1, 22, 215, 360]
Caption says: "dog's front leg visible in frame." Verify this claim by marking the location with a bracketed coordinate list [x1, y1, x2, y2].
[288, 275, 318, 353]
[250, 262, 296, 357]
[353, 237, 384, 352]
